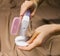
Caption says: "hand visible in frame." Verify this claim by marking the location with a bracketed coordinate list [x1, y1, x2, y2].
[20, 0, 36, 17]
[18, 24, 59, 50]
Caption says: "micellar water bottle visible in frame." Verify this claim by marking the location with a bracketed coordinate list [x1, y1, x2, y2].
[15, 10, 30, 46]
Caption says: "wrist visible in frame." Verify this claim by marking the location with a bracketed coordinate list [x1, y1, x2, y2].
[30, 0, 37, 8]
[55, 24, 60, 31]
[51, 24, 60, 33]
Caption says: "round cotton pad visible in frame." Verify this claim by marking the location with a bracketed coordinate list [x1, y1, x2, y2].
[15, 36, 29, 46]
[15, 36, 26, 41]
[15, 41, 29, 46]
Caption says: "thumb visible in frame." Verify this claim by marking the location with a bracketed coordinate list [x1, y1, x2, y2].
[27, 32, 39, 44]
[31, 8, 37, 17]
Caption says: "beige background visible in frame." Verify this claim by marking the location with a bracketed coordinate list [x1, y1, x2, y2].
[0, 0, 60, 56]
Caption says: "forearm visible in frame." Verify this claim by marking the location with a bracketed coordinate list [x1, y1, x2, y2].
[55, 24, 60, 31]
[51, 24, 60, 35]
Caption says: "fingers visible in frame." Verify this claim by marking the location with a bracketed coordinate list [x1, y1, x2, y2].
[31, 8, 36, 17]
[27, 31, 40, 44]
[20, 1, 34, 16]
[19, 15, 23, 20]
[17, 33, 44, 51]
[18, 42, 37, 51]
[17, 32, 40, 50]
[17, 33, 42, 51]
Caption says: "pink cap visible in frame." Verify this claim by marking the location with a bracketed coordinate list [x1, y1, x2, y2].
[10, 17, 21, 35]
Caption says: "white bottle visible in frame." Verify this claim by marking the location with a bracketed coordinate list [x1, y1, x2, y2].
[15, 10, 30, 46]
[19, 10, 30, 36]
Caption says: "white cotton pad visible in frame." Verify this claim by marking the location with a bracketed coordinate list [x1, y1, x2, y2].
[15, 36, 29, 46]
[15, 41, 29, 46]
[15, 36, 26, 41]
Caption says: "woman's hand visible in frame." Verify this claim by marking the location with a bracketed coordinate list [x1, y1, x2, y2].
[20, 0, 36, 17]
[18, 24, 60, 50]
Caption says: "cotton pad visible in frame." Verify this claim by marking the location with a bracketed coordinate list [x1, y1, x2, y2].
[15, 36, 26, 41]
[15, 36, 29, 46]
[15, 41, 29, 46]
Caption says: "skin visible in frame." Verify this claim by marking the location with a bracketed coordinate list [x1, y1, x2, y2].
[18, 1, 60, 51]
[20, 1, 36, 17]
